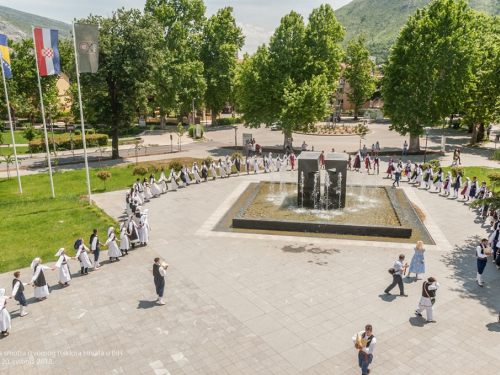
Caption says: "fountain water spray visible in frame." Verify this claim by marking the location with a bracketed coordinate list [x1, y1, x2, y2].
[324, 171, 331, 210]
[335, 172, 342, 210]
[300, 171, 305, 208]
[312, 172, 319, 209]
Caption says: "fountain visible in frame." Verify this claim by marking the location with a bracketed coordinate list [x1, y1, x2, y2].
[227, 152, 431, 242]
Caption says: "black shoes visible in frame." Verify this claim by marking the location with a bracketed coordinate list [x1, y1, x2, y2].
[415, 310, 422, 317]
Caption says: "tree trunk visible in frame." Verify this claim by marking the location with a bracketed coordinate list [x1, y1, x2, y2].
[211, 108, 217, 126]
[353, 106, 358, 121]
[112, 125, 119, 159]
[477, 123, 485, 142]
[160, 108, 166, 130]
[408, 134, 420, 153]
[470, 123, 478, 145]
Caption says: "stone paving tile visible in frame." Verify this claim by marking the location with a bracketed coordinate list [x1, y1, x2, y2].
[1, 170, 500, 374]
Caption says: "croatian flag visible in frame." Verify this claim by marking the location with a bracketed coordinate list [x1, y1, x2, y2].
[33, 28, 61, 76]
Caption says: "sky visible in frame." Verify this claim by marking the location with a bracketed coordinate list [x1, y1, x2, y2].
[3, 0, 352, 54]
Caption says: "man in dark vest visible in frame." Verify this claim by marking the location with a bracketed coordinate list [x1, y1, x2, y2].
[90, 229, 105, 270]
[10, 271, 31, 317]
[476, 238, 490, 286]
[352, 324, 376, 375]
[415, 277, 439, 323]
[153, 258, 167, 306]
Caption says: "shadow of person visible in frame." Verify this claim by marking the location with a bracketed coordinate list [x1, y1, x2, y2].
[409, 316, 427, 327]
[137, 300, 157, 309]
[486, 322, 500, 332]
[379, 294, 397, 302]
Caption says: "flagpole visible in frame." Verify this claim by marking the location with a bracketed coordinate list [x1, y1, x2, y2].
[32, 26, 55, 198]
[72, 21, 92, 205]
[1, 52, 22, 193]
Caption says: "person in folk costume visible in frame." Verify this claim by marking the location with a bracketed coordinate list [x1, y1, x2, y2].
[263, 154, 269, 173]
[275, 154, 282, 171]
[216, 158, 227, 178]
[414, 277, 439, 323]
[90, 228, 105, 269]
[159, 168, 169, 193]
[452, 173, 463, 198]
[125, 191, 132, 216]
[225, 155, 232, 176]
[423, 165, 432, 189]
[183, 165, 193, 184]
[127, 214, 140, 249]
[169, 168, 179, 191]
[268, 152, 275, 172]
[75, 238, 94, 275]
[30, 258, 55, 301]
[233, 155, 241, 176]
[404, 161, 412, 181]
[476, 238, 490, 286]
[55, 248, 75, 286]
[475, 181, 487, 200]
[410, 163, 418, 182]
[290, 152, 296, 171]
[253, 156, 260, 174]
[364, 153, 371, 174]
[106, 227, 122, 263]
[433, 168, 444, 193]
[134, 178, 145, 205]
[138, 209, 151, 246]
[192, 162, 201, 183]
[143, 177, 153, 201]
[386, 158, 394, 178]
[119, 221, 130, 256]
[414, 165, 423, 187]
[152, 257, 168, 306]
[244, 156, 251, 175]
[353, 151, 362, 172]
[200, 162, 208, 182]
[442, 172, 452, 196]
[209, 160, 218, 179]
[469, 177, 478, 201]
[10, 271, 32, 317]
[149, 174, 162, 197]
[488, 220, 500, 261]
[460, 177, 471, 200]
[131, 186, 143, 207]
[392, 164, 401, 187]
[0, 289, 11, 337]
[481, 188, 493, 222]
[282, 154, 289, 170]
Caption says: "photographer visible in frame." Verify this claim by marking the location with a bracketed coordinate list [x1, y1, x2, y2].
[384, 254, 408, 296]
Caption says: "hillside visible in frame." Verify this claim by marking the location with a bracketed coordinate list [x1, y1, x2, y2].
[335, 0, 500, 63]
[0, 5, 71, 42]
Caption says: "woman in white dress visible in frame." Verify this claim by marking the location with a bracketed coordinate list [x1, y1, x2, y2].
[55, 248, 75, 286]
[253, 156, 260, 174]
[225, 156, 232, 176]
[433, 168, 444, 192]
[0, 289, 11, 337]
[30, 258, 55, 301]
[461, 177, 471, 200]
[263, 155, 269, 173]
[120, 221, 130, 255]
[245, 157, 250, 174]
[268, 152, 275, 172]
[184, 166, 193, 184]
[143, 177, 153, 201]
[139, 209, 151, 246]
[105, 227, 122, 262]
[276, 155, 282, 171]
[218, 159, 228, 177]
[201, 162, 209, 182]
[442, 171, 452, 196]
[127, 214, 140, 249]
[76, 239, 93, 275]
[169, 169, 179, 191]
[192, 162, 201, 183]
[159, 169, 169, 193]
[210, 161, 218, 180]
[424, 166, 433, 189]
[149, 174, 162, 197]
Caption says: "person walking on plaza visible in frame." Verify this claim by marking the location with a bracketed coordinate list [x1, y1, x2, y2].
[392, 164, 401, 187]
[414, 277, 439, 323]
[30, 258, 55, 301]
[10, 271, 31, 317]
[90, 229, 105, 270]
[352, 324, 376, 375]
[153, 258, 168, 306]
[0, 289, 11, 337]
[55, 248, 75, 286]
[75, 239, 93, 275]
[384, 254, 408, 296]
[402, 140, 408, 156]
[407, 241, 425, 279]
[477, 238, 491, 286]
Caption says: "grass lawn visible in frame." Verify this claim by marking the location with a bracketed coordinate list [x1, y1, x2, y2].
[2, 130, 30, 144]
[0, 156, 214, 273]
[0, 146, 31, 155]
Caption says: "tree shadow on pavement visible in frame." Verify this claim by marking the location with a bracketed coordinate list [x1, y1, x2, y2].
[441, 234, 500, 314]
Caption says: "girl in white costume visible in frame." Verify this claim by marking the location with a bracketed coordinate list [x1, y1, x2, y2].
[159, 170, 169, 193]
[433, 168, 444, 192]
[245, 156, 251, 174]
[76, 239, 93, 275]
[120, 221, 130, 255]
[268, 152, 275, 172]
[169, 169, 179, 191]
[225, 155, 232, 176]
[253, 156, 260, 173]
[423, 166, 433, 189]
[0, 289, 11, 337]
[209, 160, 218, 180]
[460, 177, 471, 200]
[149, 174, 162, 196]
[218, 159, 228, 177]
[143, 177, 153, 200]
[183, 166, 192, 184]
[30, 258, 55, 300]
[192, 162, 202, 183]
[139, 209, 151, 245]
[452, 173, 462, 198]
[442, 172, 452, 196]
[55, 248, 74, 286]
[106, 227, 122, 262]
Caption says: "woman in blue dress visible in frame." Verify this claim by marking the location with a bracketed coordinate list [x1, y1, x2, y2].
[408, 241, 425, 279]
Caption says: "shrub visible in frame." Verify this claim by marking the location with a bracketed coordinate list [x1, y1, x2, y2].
[28, 134, 108, 153]
[148, 164, 160, 173]
[451, 166, 465, 177]
[231, 152, 243, 161]
[132, 166, 148, 176]
[168, 159, 183, 171]
[492, 149, 500, 161]
[86, 129, 96, 135]
[201, 156, 213, 166]
[96, 170, 111, 189]
[216, 117, 243, 125]
[428, 159, 440, 169]
[74, 129, 81, 135]
[188, 123, 205, 138]
[487, 171, 500, 191]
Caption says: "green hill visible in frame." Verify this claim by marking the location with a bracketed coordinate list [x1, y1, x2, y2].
[0, 5, 71, 42]
[335, 0, 500, 63]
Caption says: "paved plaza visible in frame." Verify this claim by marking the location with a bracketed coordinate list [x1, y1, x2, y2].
[1, 165, 500, 375]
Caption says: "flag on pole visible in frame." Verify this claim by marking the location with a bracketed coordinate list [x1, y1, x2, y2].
[74, 23, 99, 73]
[33, 28, 61, 76]
[0, 34, 12, 78]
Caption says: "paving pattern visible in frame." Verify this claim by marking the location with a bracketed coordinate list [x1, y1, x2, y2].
[1, 169, 499, 375]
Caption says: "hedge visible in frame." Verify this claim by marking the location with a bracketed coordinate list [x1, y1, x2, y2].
[29, 134, 108, 153]
[188, 124, 205, 138]
[216, 117, 242, 125]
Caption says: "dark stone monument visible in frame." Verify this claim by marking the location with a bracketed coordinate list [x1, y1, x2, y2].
[297, 152, 321, 208]
[325, 152, 348, 209]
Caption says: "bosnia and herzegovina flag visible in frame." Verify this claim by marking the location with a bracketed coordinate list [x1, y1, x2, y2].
[0, 34, 12, 78]
[33, 28, 61, 76]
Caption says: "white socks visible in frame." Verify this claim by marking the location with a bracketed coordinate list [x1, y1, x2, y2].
[158, 296, 162, 303]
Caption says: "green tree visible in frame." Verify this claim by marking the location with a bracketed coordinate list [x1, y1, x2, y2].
[382, 0, 476, 152]
[200, 7, 244, 125]
[343, 35, 376, 120]
[145, 0, 207, 128]
[235, 5, 344, 145]
[23, 124, 37, 156]
[72, 9, 163, 159]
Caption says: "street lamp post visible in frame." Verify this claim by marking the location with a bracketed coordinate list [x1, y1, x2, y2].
[423, 127, 431, 163]
[234, 125, 238, 151]
[192, 97, 196, 139]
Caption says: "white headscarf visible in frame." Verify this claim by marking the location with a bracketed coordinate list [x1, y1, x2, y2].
[143, 209, 149, 215]
[55, 248, 65, 257]
[108, 227, 115, 237]
[30, 258, 41, 269]
[0, 288, 5, 302]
